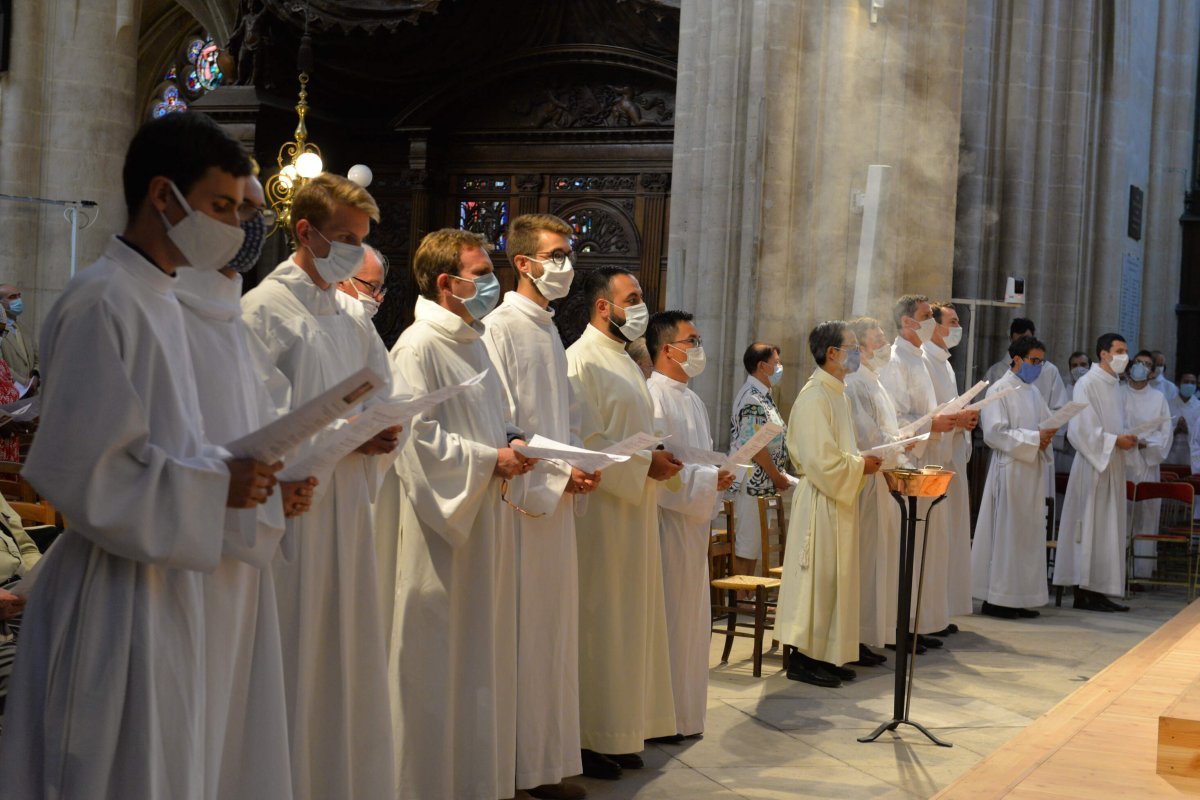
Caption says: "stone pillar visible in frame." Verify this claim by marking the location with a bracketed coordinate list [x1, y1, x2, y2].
[954, 0, 1199, 380]
[669, 0, 967, 444]
[0, 0, 141, 335]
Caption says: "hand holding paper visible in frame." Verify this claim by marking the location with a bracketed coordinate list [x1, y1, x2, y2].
[226, 367, 386, 463]
[512, 434, 632, 473]
[1126, 415, 1170, 438]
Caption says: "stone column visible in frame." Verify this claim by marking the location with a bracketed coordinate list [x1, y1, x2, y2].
[669, 0, 967, 444]
[0, 0, 141, 334]
[954, 0, 1199, 379]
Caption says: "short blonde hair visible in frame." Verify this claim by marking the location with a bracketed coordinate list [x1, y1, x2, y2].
[848, 316, 882, 342]
[507, 213, 572, 262]
[290, 172, 380, 240]
[413, 228, 489, 300]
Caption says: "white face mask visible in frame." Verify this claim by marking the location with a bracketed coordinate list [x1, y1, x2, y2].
[867, 343, 892, 372]
[944, 326, 962, 348]
[527, 255, 575, 301]
[357, 292, 381, 319]
[1108, 353, 1129, 374]
[160, 181, 245, 272]
[611, 301, 649, 341]
[308, 227, 365, 284]
[916, 318, 937, 343]
[669, 343, 706, 378]
[1070, 365, 1089, 382]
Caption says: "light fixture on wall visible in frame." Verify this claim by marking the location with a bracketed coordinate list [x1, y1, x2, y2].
[870, 0, 885, 25]
[265, 7, 323, 239]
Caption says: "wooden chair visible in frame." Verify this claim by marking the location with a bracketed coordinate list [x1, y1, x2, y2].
[0, 461, 36, 503]
[1163, 463, 1193, 478]
[1127, 481, 1197, 600]
[710, 500, 781, 677]
[756, 494, 787, 577]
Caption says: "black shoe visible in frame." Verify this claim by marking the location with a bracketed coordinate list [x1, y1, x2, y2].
[786, 662, 842, 687]
[851, 643, 887, 666]
[928, 624, 959, 636]
[1016, 608, 1041, 618]
[824, 662, 857, 681]
[645, 734, 685, 744]
[981, 601, 1020, 619]
[528, 781, 589, 800]
[580, 750, 622, 780]
[608, 752, 644, 770]
[885, 641, 927, 655]
[1073, 590, 1113, 612]
[917, 634, 943, 649]
[1098, 595, 1130, 612]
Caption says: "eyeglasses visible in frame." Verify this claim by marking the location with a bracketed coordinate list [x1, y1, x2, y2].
[352, 276, 387, 299]
[835, 346, 861, 354]
[671, 336, 703, 347]
[534, 250, 576, 269]
[500, 480, 546, 518]
[237, 204, 277, 227]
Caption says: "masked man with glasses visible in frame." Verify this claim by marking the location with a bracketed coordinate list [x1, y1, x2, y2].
[776, 321, 881, 688]
[336, 244, 388, 324]
[645, 310, 735, 739]
[478, 213, 600, 800]
[241, 172, 401, 799]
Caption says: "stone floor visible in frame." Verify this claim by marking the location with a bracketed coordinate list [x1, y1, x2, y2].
[532, 589, 1184, 800]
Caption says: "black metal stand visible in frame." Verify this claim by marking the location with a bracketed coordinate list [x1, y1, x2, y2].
[858, 491, 952, 747]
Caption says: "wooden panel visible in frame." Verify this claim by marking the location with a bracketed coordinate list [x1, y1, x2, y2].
[935, 599, 1200, 798]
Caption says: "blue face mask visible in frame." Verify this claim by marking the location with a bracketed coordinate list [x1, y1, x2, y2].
[1182, 383, 1197, 400]
[1129, 362, 1151, 382]
[1016, 361, 1043, 384]
[452, 271, 501, 320]
[841, 348, 860, 374]
[769, 363, 783, 386]
[6, 298, 23, 317]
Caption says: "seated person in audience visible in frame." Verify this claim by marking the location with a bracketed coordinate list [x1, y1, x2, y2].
[0, 307, 22, 462]
[0, 494, 41, 731]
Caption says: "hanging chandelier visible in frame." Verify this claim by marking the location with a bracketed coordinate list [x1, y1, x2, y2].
[265, 9, 322, 240]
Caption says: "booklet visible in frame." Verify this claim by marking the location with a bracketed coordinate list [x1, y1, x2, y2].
[896, 401, 952, 439]
[943, 380, 990, 414]
[225, 367, 386, 463]
[669, 443, 735, 467]
[1127, 415, 1171, 438]
[721, 422, 783, 474]
[278, 370, 490, 480]
[861, 432, 931, 457]
[964, 386, 1018, 412]
[601, 432, 668, 458]
[512, 434, 632, 474]
[0, 396, 38, 425]
[1038, 401, 1089, 431]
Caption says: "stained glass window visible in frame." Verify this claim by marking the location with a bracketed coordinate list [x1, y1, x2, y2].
[147, 34, 223, 121]
[458, 177, 510, 192]
[459, 200, 508, 251]
[152, 85, 188, 118]
[566, 211, 596, 251]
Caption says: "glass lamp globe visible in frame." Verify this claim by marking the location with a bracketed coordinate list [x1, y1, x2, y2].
[296, 151, 324, 179]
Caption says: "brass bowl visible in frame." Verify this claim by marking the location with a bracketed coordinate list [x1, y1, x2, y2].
[881, 467, 955, 497]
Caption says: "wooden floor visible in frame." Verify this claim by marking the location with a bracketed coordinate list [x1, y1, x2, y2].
[934, 598, 1200, 798]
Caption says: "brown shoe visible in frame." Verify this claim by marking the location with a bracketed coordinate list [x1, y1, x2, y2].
[528, 780, 588, 799]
